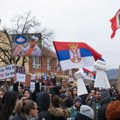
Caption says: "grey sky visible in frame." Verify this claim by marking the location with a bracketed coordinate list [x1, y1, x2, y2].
[0, 0, 120, 69]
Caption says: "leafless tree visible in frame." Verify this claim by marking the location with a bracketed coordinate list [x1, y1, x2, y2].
[11, 11, 54, 47]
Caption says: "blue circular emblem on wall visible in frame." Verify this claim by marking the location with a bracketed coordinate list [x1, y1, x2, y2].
[15, 35, 27, 44]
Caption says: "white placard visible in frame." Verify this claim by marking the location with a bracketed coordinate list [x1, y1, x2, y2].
[30, 82, 35, 92]
[31, 74, 41, 80]
[16, 73, 26, 82]
[77, 78, 88, 96]
[0, 64, 15, 80]
[94, 70, 110, 89]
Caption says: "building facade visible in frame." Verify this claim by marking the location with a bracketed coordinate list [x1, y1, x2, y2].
[25, 47, 75, 86]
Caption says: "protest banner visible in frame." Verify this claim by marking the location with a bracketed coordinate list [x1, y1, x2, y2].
[0, 64, 15, 80]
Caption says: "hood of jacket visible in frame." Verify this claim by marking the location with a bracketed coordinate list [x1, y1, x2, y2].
[48, 108, 64, 117]
[100, 97, 111, 106]
[12, 114, 27, 120]
[36, 92, 50, 111]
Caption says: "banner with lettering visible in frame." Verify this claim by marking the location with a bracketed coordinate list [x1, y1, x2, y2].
[0, 64, 15, 80]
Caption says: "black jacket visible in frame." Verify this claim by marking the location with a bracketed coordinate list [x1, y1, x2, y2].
[75, 113, 93, 120]
[36, 92, 50, 111]
[98, 98, 111, 120]
[12, 114, 27, 120]
[38, 111, 51, 120]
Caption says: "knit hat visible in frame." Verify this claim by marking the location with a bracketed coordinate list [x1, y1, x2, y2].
[74, 96, 82, 103]
[80, 105, 94, 119]
[100, 89, 110, 99]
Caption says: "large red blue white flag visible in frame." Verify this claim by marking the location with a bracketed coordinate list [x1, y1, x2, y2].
[110, 9, 120, 38]
[53, 41, 102, 70]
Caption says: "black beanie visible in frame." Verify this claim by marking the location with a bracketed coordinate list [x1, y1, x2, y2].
[36, 92, 50, 111]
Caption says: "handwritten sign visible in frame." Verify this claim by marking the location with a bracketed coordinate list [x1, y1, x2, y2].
[0, 64, 15, 80]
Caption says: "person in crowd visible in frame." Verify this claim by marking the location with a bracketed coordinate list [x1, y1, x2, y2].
[65, 88, 74, 107]
[86, 89, 101, 120]
[98, 89, 111, 120]
[59, 86, 66, 95]
[106, 100, 120, 120]
[48, 95, 67, 120]
[0, 91, 18, 120]
[60, 93, 69, 109]
[12, 99, 38, 120]
[32, 81, 40, 102]
[49, 87, 55, 98]
[50, 77, 56, 86]
[36, 92, 51, 120]
[75, 105, 94, 120]
[13, 82, 19, 93]
[18, 83, 24, 99]
[70, 96, 82, 120]
[71, 86, 78, 100]
[22, 88, 32, 99]
[0, 88, 6, 101]
[60, 94, 71, 119]
[53, 85, 61, 96]
[86, 89, 96, 106]
[109, 85, 120, 100]
[18, 84, 24, 94]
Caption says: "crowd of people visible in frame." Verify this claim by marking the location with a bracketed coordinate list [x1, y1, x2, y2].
[0, 80, 120, 120]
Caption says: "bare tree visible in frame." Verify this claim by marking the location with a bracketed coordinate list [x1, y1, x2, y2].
[0, 30, 14, 64]
[11, 11, 54, 48]
[11, 11, 40, 34]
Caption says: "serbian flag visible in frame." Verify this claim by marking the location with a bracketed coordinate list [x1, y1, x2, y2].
[53, 41, 102, 70]
[110, 9, 120, 38]
[83, 68, 96, 80]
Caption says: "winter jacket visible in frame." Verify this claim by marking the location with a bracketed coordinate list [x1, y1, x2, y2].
[36, 92, 50, 111]
[98, 98, 111, 120]
[70, 105, 80, 120]
[36, 92, 51, 120]
[12, 114, 27, 120]
[38, 111, 51, 120]
[12, 114, 38, 120]
[75, 113, 93, 120]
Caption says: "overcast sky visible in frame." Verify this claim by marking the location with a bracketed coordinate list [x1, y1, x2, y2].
[0, 0, 120, 69]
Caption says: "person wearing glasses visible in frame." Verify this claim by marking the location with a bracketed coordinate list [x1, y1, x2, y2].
[12, 99, 38, 120]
